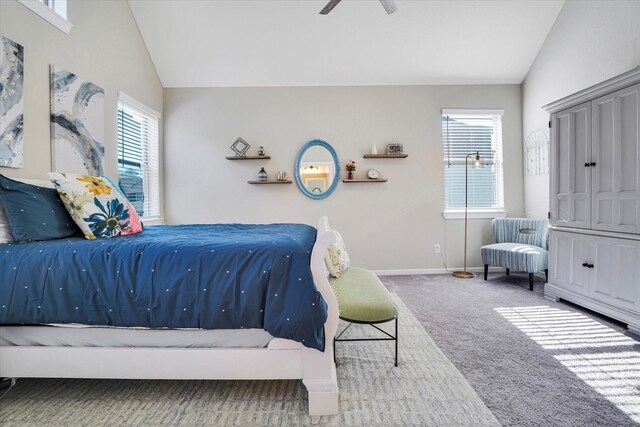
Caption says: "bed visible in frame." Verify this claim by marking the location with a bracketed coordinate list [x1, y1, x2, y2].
[0, 189, 340, 416]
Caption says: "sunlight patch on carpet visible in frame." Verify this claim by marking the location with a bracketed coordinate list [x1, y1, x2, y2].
[495, 306, 637, 349]
[496, 305, 640, 424]
[555, 352, 640, 423]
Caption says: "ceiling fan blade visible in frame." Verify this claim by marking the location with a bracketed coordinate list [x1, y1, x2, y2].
[320, 0, 342, 15]
[379, 0, 398, 14]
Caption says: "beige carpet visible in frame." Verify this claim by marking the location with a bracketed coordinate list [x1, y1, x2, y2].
[0, 294, 499, 426]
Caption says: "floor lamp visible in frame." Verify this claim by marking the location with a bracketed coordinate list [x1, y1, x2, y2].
[452, 151, 481, 279]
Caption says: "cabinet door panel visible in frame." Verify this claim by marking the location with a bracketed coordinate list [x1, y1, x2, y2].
[550, 103, 591, 228]
[592, 84, 640, 233]
[549, 231, 591, 296]
[592, 236, 639, 310]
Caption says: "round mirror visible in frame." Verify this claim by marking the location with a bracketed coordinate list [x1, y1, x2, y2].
[295, 139, 340, 200]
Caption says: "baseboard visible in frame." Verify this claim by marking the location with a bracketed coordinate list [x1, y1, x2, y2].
[373, 266, 502, 276]
[373, 267, 548, 277]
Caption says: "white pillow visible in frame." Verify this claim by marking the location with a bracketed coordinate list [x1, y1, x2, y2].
[0, 178, 55, 244]
[0, 205, 12, 243]
[325, 231, 351, 278]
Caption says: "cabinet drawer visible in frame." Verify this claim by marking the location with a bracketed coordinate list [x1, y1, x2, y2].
[549, 230, 591, 296]
[591, 235, 639, 310]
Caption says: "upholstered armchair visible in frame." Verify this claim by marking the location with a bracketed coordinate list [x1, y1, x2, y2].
[481, 218, 549, 291]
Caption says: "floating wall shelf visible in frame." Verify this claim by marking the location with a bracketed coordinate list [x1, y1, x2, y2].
[226, 156, 271, 160]
[362, 154, 408, 159]
[247, 180, 292, 185]
[342, 179, 388, 183]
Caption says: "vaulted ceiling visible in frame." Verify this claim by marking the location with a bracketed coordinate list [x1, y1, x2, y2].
[128, 0, 564, 88]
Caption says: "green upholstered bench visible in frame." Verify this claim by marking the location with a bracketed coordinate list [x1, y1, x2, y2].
[330, 267, 398, 367]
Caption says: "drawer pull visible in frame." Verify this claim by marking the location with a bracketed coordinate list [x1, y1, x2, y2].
[582, 262, 589, 267]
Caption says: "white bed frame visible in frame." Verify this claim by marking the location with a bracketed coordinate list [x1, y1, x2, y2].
[0, 215, 341, 416]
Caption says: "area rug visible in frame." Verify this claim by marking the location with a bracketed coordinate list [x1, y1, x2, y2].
[0, 294, 499, 426]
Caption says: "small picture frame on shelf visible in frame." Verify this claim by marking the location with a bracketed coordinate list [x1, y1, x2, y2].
[386, 143, 403, 155]
[231, 137, 250, 157]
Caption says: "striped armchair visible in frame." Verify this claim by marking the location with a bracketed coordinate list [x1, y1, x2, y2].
[481, 218, 549, 291]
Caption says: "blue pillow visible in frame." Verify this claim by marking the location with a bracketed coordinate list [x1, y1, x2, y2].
[0, 175, 79, 243]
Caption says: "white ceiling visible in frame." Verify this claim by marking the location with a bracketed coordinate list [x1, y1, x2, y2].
[128, 0, 564, 88]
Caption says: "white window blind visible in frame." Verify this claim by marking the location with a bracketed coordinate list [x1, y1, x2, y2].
[441, 110, 504, 211]
[117, 94, 161, 219]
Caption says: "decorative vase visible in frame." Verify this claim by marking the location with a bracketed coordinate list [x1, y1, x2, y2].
[371, 144, 378, 155]
[258, 167, 267, 181]
[347, 171, 353, 180]
[258, 146, 265, 156]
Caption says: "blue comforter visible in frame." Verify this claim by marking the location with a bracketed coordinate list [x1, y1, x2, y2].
[0, 224, 328, 351]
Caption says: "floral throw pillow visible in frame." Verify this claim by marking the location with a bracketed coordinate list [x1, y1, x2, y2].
[324, 231, 350, 278]
[48, 172, 142, 239]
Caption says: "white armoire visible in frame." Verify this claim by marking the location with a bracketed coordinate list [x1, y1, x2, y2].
[544, 67, 640, 333]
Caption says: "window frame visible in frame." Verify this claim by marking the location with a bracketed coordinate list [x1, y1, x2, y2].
[441, 108, 506, 220]
[18, 0, 73, 34]
[117, 91, 162, 224]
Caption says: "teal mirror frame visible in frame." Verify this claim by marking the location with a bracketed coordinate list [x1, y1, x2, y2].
[295, 139, 340, 200]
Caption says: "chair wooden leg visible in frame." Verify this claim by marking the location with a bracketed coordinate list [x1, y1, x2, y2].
[545, 269, 548, 282]
[506, 268, 510, 276]
[484, 264, 488, 281]
[529, 273, 534, 291]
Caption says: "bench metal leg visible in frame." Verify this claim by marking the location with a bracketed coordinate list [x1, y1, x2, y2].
[333, 338, 336, 364]
[395, 317, 398, 367]
[334, 317, 398, 367]
[484, 264, 488, 281]
[506, 268, 510, 276]
[529, 273, 534, 291]
[545, 269, 548, 282]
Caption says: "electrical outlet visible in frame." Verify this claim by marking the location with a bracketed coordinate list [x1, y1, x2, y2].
[434, 244, 441, 254]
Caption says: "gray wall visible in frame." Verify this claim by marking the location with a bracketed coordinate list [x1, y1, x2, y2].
[0, 0, 163, 188]
[164, 85, 523, 270]
[522, 0, 640, 218]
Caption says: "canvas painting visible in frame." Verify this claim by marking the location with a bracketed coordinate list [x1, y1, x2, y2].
[0, 35, 24, 168]
[50, 65, 105, 175]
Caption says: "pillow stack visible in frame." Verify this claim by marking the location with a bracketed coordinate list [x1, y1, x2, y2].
[0, 173, 143, 243]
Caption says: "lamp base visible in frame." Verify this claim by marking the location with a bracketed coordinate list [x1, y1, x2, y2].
[452, 271, 474, 279]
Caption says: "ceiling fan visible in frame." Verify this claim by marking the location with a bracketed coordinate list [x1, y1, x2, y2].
[320, 0, 398, 15]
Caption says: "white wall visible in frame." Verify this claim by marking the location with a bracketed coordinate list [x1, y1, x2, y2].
[0, 0, 163, 186]
[164, 85, 523, 270]
[522, 0, 640, 218]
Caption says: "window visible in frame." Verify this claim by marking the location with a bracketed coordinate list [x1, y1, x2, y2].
[117, 93, 161, 221]
[39, 0, 66, 17]
[441, 109, 505, 219]
[18, 0, 72, 34]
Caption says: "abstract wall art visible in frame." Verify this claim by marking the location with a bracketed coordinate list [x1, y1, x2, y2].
[50, 65, 105, 175]
[0, 35, 24, 168]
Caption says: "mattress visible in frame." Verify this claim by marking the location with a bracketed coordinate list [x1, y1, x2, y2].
[0, 325, 273, 348]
